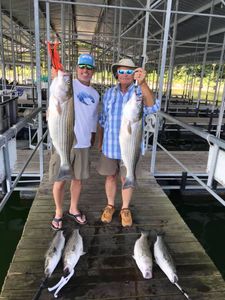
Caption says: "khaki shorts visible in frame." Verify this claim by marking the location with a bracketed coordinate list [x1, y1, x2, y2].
[49, 148, 90, 182]
[96, 153, 126, 177]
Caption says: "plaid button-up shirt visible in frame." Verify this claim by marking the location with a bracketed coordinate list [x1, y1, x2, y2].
[99, 83, 160, 159]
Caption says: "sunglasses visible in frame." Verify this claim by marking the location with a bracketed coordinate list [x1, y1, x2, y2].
[78, 64, 94, 70]
[117, 69, 134, 75]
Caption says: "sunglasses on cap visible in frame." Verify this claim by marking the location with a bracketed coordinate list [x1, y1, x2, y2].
[78, 64, 94, 70]
[117, 69, 134, 75]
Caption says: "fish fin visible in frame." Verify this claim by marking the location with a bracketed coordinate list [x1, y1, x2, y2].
[174, 274, 179, 283]
[127, 121, 132, 134]
[56, 103, 62, 114]
[57, 165, 73, 181]
[123, 177, 135, 189]
[81, 252, 86, 256]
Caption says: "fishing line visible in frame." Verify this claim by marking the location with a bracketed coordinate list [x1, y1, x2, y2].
[174, 281, 191, 299]
[32, 277, 48, 300]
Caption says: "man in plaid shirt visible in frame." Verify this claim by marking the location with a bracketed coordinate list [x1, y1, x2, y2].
[97, 58, 159, 227]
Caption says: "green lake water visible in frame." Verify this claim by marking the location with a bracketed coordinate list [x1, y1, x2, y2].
[0, 192, 33, 291]
[167, 189, 225, 280]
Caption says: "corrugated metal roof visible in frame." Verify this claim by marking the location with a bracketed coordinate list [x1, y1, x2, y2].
[0, 0, 225, 67]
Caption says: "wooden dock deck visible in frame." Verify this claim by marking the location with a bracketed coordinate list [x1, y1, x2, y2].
[1, 150, 225, 299]
[14, 149, 209, 176]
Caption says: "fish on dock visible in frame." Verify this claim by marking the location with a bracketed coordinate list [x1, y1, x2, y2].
[47, 229, 86, 298]
[47, 69, 75, 181]
[133, 231, 153, 279]
[119, 91, 143, 189]
[153, 234, 191, 299]
[44, 230, 66, 278]
[62, 228, 86, 275]
[32, 230, 66, 300]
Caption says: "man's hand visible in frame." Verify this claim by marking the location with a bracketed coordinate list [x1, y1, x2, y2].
[133, 67, 147, 86]
[91, 132, 96, 147]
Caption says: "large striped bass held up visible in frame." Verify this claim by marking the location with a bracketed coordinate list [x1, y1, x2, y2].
[48, 70, 75, 181]
[119, 91, 143, 189]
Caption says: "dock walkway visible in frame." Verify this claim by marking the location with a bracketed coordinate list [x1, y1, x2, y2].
[1, 149, 225, 299]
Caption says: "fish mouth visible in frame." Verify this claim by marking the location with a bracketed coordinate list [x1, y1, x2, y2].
[144, 271, 152, 279]
[63, 267, 70, 276]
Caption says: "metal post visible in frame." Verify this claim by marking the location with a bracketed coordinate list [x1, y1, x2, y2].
[141, 0, 151, 67]
[184, 68, 190, 99]
[9, 0, 16, 83]
[117, 0, 122, 60]
[61, 3, 65, 65]
[112, 1, 117, 64]
[151, 0, 173, 175]
[46, 1, 51, 107]
[164, 0, 179, 112]
[205, 68, 212, 103]
[216, 82, 225, 138]
[68, 5, 71, 71]
[0, 0, 6, 91]
[34, 0, 44, 179]
[45, 2, 52, 151]
[196, 1, 214, 110]
[0, 136, 12, 193]
[212, 32, 225, 111]
[155, 1, 166, 96]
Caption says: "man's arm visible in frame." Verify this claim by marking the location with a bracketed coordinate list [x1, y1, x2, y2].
[97, 125, 104, 152]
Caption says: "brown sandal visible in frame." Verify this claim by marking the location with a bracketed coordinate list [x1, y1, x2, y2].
[120, 208, 132, 227]
[101, 204, 115, 223]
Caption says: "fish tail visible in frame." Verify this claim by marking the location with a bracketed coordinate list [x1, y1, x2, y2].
[123, 177, 135, 189]
[57, 165, 73, 181]
[140, 230, 149, 237]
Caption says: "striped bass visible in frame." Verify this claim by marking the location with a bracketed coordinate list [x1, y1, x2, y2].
[48, 70, 75, 181]
[119, 92, 143, 189]
[62, 229, 86, 275]
[133, 231, 153, 279]
[44, 230, 66, 278]
[154, 234, 191, 299]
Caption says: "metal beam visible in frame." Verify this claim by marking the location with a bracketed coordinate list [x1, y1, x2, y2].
[152, 0, 222, 39]
[38, 0, 225, 20]
[151, 0, 173, 174]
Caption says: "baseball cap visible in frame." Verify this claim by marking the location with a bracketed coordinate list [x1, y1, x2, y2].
[77, 54, 96, 68]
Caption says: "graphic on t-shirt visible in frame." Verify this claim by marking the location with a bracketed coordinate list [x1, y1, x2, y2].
[77, 91, 95, 105]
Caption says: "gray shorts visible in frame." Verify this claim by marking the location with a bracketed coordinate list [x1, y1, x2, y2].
[49, 148, 90, 182]
[96, 153, 126, 177]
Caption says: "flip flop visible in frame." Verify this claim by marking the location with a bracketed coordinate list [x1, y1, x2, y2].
[51, 217, 63, 231]
[67, 211, 87, 225]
